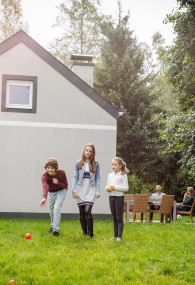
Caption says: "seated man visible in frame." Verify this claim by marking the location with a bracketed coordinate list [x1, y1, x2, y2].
[177, 187, 194, 211]
[150, 185, 165, 221]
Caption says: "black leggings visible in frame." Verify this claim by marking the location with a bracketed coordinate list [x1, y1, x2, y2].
[79, 204, 93, 218]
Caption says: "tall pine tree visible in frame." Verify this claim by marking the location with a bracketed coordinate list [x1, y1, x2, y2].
[94, 13, 160, 182]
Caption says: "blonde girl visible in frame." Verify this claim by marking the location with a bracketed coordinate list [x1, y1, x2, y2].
[105, 157, 129, 241]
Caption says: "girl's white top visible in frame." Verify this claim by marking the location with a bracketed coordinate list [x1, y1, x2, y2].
[105, 171, 129, 196]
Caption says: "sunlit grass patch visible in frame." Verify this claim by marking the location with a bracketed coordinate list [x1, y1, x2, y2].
[0, 218, 194, 284]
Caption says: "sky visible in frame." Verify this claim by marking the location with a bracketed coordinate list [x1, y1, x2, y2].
[21, 0, 179, 49]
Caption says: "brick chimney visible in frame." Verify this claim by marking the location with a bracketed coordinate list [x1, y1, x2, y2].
[71, 54, 94, 88]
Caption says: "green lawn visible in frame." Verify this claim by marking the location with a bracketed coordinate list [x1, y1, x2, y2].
[0, 217, 194, 285]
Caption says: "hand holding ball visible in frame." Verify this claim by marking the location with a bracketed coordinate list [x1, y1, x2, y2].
[107, 186, 114, 192]
[74, 194, 79, 198]
[25, 233, 31, 239]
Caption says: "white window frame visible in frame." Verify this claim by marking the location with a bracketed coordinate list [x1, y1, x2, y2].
[6, 80, 33, 109]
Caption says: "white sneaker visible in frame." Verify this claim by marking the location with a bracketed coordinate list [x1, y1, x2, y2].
[117, 237, 122, 242]
[110, 236, 116, 240]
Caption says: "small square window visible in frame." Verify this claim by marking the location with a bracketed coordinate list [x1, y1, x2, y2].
[6, 80, 33, 109]
[1, 75, 37, 113]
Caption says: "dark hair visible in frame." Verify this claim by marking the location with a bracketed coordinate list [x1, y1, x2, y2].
[44, 158, 59, 172]
[78, 143, 96, 173]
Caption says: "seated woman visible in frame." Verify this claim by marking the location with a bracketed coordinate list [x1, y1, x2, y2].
[177, 187, 194, 211]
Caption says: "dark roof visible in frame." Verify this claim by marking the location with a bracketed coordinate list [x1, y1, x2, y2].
[71, 54, 93, 62]
[0, 30, 119, 119]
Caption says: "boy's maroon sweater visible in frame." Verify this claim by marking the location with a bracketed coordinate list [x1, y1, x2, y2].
[42, 170, 68, 199]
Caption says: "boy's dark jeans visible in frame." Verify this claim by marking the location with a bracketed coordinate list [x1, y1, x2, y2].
[109, 196, 124, 238]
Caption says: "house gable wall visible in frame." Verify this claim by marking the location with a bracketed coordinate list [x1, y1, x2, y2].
[0, 43, 116, 126]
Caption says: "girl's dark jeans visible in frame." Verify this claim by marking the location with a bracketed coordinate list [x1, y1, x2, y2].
[109, 196, 124, 238]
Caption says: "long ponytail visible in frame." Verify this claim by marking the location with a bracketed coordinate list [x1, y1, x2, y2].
[113, 157, 129, 175]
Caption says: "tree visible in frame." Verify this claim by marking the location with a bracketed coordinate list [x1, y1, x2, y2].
[152, 31, 166, 74]
[151, 32, 178, 115]
[0, 0, 27, 41]
[148, 31, 186, 197]
[160, 0, 195, 185]
[94, 13, 161, 182]
[164, 0, 195, 109]
[49, 0, 103, 66]
[160, 111, 195, 184]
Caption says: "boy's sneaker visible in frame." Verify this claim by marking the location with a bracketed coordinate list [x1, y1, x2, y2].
[46, 227, 53, 234]
[117, 237, 122, 242]
[53, 231, 59, 237]
[110, 236, 117, 240]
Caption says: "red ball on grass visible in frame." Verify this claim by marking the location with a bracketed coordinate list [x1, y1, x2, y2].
[25, 233, 31, 239]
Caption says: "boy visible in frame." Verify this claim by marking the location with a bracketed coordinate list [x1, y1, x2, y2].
[40, 158, 68, 236]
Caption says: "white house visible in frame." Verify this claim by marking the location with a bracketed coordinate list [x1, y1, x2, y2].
[0, 30, 119, 219]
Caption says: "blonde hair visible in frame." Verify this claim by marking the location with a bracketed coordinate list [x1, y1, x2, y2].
[112, 157, 129, 175]
[187, 187, 194, 195]
[78, 143, 96, 173]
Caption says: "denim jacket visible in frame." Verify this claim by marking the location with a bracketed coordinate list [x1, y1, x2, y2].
[72, 161, 100, 195]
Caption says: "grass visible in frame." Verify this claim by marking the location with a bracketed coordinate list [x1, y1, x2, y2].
[0, 217, 194, 285]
